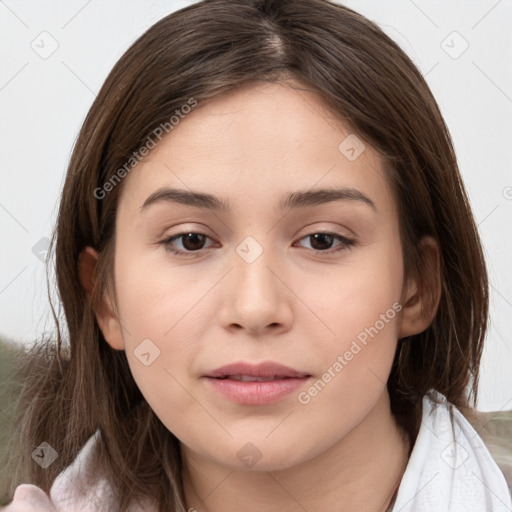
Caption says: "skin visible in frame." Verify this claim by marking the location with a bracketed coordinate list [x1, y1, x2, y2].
[79, 80, 440, 512]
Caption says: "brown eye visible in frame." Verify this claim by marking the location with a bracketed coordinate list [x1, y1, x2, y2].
[178, 233, 207, 251]
[309, 233, 336, 251]
[162, 232, 214, 257]
[296, 232, 355, 254]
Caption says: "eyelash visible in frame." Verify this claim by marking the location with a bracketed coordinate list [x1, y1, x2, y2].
[160, 231, 355, 258]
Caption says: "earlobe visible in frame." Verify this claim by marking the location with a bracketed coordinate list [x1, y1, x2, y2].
[398, 236, 441, 338]
[78, 246, 125, 351]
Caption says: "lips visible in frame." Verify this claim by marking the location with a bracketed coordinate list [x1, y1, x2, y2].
[202, 361, 312, 405]
[204, 361, 311, 380]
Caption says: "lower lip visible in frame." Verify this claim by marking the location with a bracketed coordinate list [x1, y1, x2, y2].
[203, 376, 310, 405]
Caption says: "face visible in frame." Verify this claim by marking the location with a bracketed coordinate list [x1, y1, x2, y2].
[96, 80, 411, 471]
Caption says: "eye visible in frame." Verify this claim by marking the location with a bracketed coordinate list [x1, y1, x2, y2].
[161, 232, 216, 257]
[160, 231, 355, 258]
[295, 232, 355, 255]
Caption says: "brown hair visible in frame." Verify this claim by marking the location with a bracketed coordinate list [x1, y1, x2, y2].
[5, 0, 488, 510]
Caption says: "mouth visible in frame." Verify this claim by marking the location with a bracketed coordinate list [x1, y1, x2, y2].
[204, 361, 311, 379]
[215, 375, 302, 382]
[202, 361, 312, 405]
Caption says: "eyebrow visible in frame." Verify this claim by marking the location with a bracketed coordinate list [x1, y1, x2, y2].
[140, 186, 376, 213]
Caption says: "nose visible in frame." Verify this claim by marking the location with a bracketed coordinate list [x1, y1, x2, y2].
[216, 239, 293, 336]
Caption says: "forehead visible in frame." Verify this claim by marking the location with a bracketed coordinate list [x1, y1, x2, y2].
[117, 80, 394, 218]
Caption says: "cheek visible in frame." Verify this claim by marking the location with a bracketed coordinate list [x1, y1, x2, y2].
[111, 244, 205, 408]
[295, 231, 404, 394]
[113, 237, 201, 338]
[291, 259, 403, 449]
[299, 230, 403, 340]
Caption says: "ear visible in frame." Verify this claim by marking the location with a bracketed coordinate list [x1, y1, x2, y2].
[398, 236, 441, 338]
[78, 246, 125, 350]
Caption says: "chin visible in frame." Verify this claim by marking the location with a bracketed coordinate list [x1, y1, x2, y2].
[204, 438, 314, 473]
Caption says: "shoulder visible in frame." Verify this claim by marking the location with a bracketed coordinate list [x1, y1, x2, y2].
[392, 390, 512, 510]
[0, 484, 57, 511]
[2, 431, 158, 512]
[1, 431, 106, 512]
[460, 407, 512, 493]
[1, 431, 105, 511]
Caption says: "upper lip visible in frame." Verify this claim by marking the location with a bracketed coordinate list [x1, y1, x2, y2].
[204, 361, 311, 379]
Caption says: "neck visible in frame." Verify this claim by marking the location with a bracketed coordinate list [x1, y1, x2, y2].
[181, 390, 412, 512]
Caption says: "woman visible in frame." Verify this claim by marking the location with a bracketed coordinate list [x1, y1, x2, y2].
[3, 0, 511, 511]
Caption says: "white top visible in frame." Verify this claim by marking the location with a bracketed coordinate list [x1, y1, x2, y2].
[2, 389, 511, 511]
[393, 389, 512, 511]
